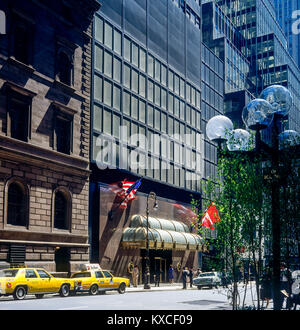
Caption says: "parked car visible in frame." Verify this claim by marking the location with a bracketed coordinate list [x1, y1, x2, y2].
[71, 265, 130, 295]
[0, 267, 76, 300]
[193, 272, 222, 289]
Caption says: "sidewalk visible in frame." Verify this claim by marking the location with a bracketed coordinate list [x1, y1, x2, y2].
[127, 282, 195, 293]
[126, 281, 256, 293]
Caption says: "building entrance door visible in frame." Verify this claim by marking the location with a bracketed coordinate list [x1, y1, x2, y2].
[55, 247, 70, 273]
[141, 249, 172, 283]
[154, 257, 167, 282]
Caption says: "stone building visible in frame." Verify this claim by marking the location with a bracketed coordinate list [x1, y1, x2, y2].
[0, 0, 100, 272]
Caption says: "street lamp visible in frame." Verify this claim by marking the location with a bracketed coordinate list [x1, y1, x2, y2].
[144, 191, 158, 290]
[206, 85, 298, 310]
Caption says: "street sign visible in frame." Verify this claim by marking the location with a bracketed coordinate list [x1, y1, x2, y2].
[0, 10, 6, 35]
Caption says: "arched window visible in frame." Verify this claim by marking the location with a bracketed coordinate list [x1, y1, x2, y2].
[7, 181, 28, 226]
[57, 51, 72, 86]
[54, 189, 71, 230]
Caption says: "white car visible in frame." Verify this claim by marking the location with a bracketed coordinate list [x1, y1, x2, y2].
[193, 272, 222, 289]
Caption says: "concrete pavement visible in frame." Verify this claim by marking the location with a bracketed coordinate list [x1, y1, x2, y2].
[126, 281, 275, 310]
[127, 282, 192, 293]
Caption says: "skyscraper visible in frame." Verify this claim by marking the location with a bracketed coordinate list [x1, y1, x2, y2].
[274, 0, 300, 69]
[89, 0, 224, 277]
[208, 0, 300, 135]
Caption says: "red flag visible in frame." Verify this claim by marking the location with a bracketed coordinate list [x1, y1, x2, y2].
[200, 202, 221, 230]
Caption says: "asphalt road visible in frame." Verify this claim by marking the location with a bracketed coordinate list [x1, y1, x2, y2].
[0, 286, 252, 310]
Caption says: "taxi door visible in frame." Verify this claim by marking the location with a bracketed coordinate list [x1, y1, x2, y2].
[95, 271, 111, 289]
[24, 269, 41, 293]
[101, 271, 115, 289]
[36, 269, 57, 293]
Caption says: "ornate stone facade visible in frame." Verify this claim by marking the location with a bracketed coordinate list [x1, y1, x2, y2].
[0, 0, 100, 272]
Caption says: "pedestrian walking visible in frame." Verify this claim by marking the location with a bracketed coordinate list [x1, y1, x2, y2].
[279, 263, 292, 309]
[155, 269, 162, 287]
[182, 267, 189, 289]
[261, 267, 272, 309]
[196, 268, 202, 277]
[132, 265, 139, 287]
[189, 268, 194, 288]
[168, 265, 174, 284]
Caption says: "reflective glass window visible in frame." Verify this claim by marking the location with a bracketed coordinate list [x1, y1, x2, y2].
[147, 105, 154, 127]
[93, 105, 102, 132]
[103, 109, 112, 134]
[113, 57, 121, 83]
[123, 91, 131, 115]
[104, 22, 113, 49]
[95, 17, 103, 43]
[132, 69, 139, 93]
[132, 95, 138, 120]
[124, 37, 131, 62]
[114, 30, 121, 55]
[95, 45, 103, 72]
[104, 51, 112, 78]
[139, 100, 146, 123]
[94, 75, 103, 102]
[124, 64, 131, 89]
[132, 43, 139, 67]
[113, 85, 121, 111]
[140, 48, 146, 72]
[103, 80, 112, 106]
[148, 55, 154, 78]
[139, 74, 146, 98]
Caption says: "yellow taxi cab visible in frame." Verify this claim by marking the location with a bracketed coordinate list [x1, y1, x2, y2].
[0, 266, 76, 300]
[71, 264, 130, 295]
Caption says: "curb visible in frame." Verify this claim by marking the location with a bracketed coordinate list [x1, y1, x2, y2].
[126, 285, 197, 293]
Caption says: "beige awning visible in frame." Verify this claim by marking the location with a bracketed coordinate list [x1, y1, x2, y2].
[121, 215, 204, 251]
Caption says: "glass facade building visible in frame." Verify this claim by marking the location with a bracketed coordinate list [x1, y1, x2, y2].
[204, 0, 300, 135]
[274, 0, 300, 69]
[91, 0, 224, 195]
[89, 0, 225, 274]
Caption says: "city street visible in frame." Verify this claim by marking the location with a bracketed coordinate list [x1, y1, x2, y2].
[0, 284, 263, 310]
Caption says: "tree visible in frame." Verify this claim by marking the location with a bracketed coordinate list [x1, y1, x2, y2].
[192, 135, 269, 310]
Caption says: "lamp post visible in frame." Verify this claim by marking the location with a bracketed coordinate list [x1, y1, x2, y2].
[144, 191, 158, 290]
[206, 85, 299, 310]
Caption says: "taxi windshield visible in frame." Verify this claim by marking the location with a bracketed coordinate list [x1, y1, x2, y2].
[0, 269, 19, 277]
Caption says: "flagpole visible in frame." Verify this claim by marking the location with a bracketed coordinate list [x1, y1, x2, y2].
[108, 195, 130, 220]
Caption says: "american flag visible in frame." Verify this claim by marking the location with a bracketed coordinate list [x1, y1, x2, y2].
[109, 179, 142, 209]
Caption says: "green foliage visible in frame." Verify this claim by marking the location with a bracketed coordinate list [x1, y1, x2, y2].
[192, 133, 269, 309]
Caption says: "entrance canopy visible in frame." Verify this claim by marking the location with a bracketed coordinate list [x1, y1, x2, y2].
[121, 215, 204, 251]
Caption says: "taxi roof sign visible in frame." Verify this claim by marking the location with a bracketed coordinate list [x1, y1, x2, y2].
[80, 263, 102, 271]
